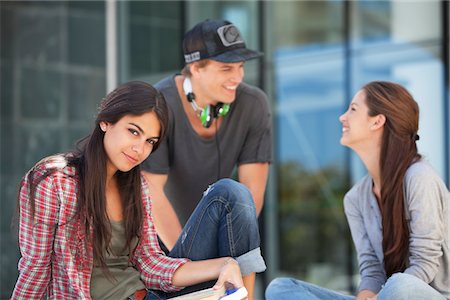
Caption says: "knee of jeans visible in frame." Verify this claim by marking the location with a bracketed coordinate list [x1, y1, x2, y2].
[383, 273, 428, 299]
[388, 272, 409, 282]
[266, 278, 293, 298]
[386, 272, 419, 287]
[213, 179, 255, 209]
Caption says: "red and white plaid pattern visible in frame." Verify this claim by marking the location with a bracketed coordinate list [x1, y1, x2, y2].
[12, 157, 189, 299]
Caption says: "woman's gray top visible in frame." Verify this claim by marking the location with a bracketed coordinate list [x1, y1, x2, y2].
[344, 160, 449, 298]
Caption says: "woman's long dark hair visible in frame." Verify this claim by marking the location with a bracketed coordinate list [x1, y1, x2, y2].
[19, 81, 168, 272]
[363, 81, 420, 277]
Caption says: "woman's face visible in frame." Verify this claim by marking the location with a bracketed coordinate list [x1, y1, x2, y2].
[101, 111, 160, 177]
[339, 89, 379, 149]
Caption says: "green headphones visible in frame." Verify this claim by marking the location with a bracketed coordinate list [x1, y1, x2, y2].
[183, 78, 230, 128]
[200, 102, 230, 128]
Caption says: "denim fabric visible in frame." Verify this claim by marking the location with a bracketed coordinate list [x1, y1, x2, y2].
[377, 273, 445, 300]
[266, 273, 446, 300]
[148, 178, 265, 299]
[169, 178, 265, 271]
[126, 289, 164, 300]
[265, 278, 354, 300]
[144, 290, 166, 300]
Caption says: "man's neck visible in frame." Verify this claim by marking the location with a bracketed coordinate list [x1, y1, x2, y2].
[175, 75, 222, 138]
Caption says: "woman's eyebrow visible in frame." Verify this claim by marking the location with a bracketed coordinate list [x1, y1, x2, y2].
[129, 122, 144, 134]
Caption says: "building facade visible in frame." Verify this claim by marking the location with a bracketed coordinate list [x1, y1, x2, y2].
[1, 1, 449, 297]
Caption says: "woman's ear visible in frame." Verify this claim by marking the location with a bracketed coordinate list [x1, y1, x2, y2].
[371, 114, 386, 130]
[99, 121, 108, 132]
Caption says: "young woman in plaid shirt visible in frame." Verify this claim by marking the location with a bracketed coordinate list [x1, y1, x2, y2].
[12, 81, 263, 299]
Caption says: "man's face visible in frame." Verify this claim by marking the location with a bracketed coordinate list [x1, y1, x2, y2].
[193, 60, 245, 105]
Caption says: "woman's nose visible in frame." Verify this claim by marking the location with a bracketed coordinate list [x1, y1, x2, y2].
[132, 142, 144, 154]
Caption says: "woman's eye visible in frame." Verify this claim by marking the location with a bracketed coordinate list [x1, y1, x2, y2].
[128, 129, 139, 136]
[147, 139, 156, 145]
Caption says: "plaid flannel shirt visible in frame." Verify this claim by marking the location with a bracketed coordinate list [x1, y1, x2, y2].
[11, 156, 189, 299]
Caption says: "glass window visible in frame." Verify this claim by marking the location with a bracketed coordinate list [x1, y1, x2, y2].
[118, 1, 183, 83]
[0, 2, 105, 297]
[274, 48, 352, 291]
[267, 0, 352, 293]
[352, 45, 444, 177]
[270, 0, 344, 48]
[352, 1, 441, 47]
[351, 0, 444, 179]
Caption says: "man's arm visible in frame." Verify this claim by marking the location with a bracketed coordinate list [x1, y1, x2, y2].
[142, 171, 182, 251]
[237, 162, 269, 216]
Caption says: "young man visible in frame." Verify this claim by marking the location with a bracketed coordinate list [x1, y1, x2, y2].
[142, 19, 272, 298]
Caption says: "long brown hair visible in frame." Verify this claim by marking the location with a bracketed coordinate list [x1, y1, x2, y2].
[363, 81, 420, 277]
[19, 81, 168, 272]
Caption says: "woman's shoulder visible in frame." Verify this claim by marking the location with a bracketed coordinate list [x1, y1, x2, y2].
[139, 172, 151, 204]
[28, 153, 78, 181]
[404, 159, 449, 196]
[405, 159, 445, 186]
[345, 174, 372, 199]
[343, 174, 373, 213]
[140, 172, 149, 191]
[406, 159, 435, 176]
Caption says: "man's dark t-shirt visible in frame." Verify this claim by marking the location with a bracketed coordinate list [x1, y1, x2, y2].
[142, 75, 272, 225]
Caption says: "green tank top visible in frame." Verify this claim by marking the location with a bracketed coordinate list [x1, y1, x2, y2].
[90, 220, 145, 300]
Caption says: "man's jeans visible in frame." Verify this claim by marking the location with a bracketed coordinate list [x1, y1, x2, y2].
[144, 178, 266, 300]
[265, 273, 445, 300]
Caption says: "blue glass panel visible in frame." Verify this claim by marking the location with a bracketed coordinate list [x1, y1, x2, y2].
[274, 44, 351, 290]
[351, 44, 445, 179]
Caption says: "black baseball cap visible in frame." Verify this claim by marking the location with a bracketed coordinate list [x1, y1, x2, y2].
[183, 19, 263, 64]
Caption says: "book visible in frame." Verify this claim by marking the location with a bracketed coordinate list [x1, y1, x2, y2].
[170, 286, 248, 300]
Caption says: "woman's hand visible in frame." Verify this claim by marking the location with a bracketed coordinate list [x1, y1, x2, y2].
[356, 289, 377, 300]
[213, 258, 244, 290]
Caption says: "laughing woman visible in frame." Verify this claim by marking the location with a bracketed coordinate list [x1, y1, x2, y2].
[11, 81, 262, 299]
[266, 81, 449, 300]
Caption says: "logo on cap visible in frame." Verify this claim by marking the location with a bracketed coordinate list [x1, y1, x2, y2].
[217, 24, 244, 47]
[184, 52, 201, 64]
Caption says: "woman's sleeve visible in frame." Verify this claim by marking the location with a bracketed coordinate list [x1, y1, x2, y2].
[132, 176, 189, 292]
[11, 173, 59, 298]
[403, 168, 448, 283]
[344, 189, 386, 293]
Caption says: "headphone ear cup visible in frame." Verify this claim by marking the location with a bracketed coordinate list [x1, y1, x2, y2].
[214, 103, 230, 117]
[200, 103, 229, 128]
[218, 103, 230, 116]
[201, 105, 213, 128]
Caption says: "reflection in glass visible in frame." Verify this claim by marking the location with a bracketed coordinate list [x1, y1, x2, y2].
[352, 45, 444, 178]
[274, 43, 351, 292]
[0, 2, 106, 297]
[352, 1, 440, 47]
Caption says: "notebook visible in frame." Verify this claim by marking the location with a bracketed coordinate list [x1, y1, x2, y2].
[169, 286, 247, 300]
